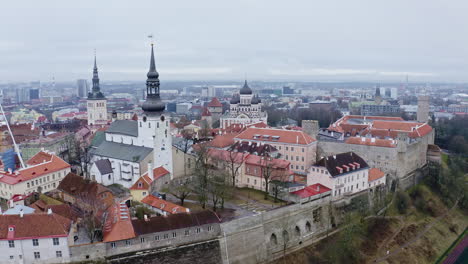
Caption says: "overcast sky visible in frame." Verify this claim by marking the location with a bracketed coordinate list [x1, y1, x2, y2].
[1, 0, 468, 83]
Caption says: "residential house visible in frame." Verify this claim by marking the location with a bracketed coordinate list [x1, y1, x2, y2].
[141, 195, 189, 216]
[0, 151, 71, 200]
[0, 212, 74, 264]
[57, 173, 114, 213]
[307, 152, 369, 200]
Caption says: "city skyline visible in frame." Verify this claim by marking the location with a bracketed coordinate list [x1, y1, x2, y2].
[1, 0, 468, 82]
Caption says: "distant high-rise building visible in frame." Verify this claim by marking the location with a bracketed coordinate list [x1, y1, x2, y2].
[15, 87, 30, 103]
[283, 86, 294, 95]
[77, 79, 89, 98]
[374, 85, 382, 105]
[391, 87, 398, 99]
[417, 95, 430, 123]
[384, 87, 391, 98]
[29, 88, 40, 100]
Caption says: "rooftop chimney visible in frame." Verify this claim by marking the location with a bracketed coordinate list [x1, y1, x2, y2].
[144, 214, 148, 221]
[20, 210, 24, 218]
[47, 208, 53, 215]
[316, 185, 320, 192]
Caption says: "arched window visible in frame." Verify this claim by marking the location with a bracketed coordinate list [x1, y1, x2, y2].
[295, 226, 301, 237]
[270, 233, 277, 245]
[305, 221, 311, 233]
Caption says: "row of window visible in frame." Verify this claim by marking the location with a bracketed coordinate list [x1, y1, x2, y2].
[26, 171, 64, 189]
[88, 102, 106, 107]
[285, 155, 305, 162]
[110, 226, 213, 248]
[29, 251, 62, 259]
[8, 238, 60, 248]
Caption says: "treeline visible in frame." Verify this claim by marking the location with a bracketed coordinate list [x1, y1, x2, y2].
[432, 116, 468, 155]
[265, 105, 342, 128]
[425, 157, 468, 210]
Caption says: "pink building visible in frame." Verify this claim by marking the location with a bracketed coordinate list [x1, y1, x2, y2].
[234, 127, 317, 174]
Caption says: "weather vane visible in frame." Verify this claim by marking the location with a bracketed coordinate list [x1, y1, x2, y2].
[148, 34, 154, 46]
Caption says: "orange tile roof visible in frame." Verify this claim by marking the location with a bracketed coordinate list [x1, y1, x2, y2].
[139, 166, 170, 183]
[129, 174, 152, 190]
[235, 127, 316, 145]
[329, 115, 432, 139]
[209, 133, 237, 148]
[26, 151, 53, 165]
[368, 168, 385, 182]
[0, 153, 70, 185]
[103, 201, 135, 242]
[141, 195, 189, 215]
[345, 137, 397, 148]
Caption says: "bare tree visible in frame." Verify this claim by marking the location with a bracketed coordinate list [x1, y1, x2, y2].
[163, 177, 192, 206]
[225, 151, 245, 187]
[193, 143, 211, 209]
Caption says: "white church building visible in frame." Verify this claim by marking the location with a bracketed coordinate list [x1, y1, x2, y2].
[220, 80, 268, 129]
[89, 44, 173, 189]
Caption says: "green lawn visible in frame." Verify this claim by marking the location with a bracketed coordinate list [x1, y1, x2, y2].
[233, 187, 285, 206]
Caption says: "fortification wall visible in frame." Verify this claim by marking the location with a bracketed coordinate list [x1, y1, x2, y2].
[219, 201, 331, 264]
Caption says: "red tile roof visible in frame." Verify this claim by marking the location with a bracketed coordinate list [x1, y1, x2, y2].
[140, 166, 170, 182]
[368, 168, 385, 182]
[0, 213, 72, 240]
[0, 153, 70, 185]
[141, 195, 189, 215]
[236, 127, 316, 145]
[208, 149, 246, 164]
[345, 137, 397, 148]
[290, 184, 331, 198]
[207, 97, 223, 107]
[201, 107, 212, 117]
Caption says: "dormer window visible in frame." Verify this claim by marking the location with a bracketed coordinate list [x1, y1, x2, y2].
[138, 182, 143, 188]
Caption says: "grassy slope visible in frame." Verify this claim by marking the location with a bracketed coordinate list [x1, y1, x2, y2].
[273, 185, 468, 264]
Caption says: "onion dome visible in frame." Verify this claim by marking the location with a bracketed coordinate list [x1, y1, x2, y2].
[251, 94, 260, 104]
[230, 94, 240, 104]
[240, 80, 253, 95]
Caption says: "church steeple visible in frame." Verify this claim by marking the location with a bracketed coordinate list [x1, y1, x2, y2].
[88, 52, 105, 100]
[142, 44, 165, 113]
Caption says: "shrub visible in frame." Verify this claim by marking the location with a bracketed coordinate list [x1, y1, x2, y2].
[396, 191, 411, 214]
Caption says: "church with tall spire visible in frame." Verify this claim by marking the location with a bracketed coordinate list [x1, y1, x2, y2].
[88, 44, 173, 191]
[220, 80, 267, 128]
[138, 43, 173, 176]
[87, 54, 108, 126]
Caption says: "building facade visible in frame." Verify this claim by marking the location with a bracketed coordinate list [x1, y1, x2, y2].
[0, 151, 71, 200]
[307, 152, 369, 200]
[0, 213, 74, 264]
[220, 80, 267, 129]
[234, 127, 317, 175]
